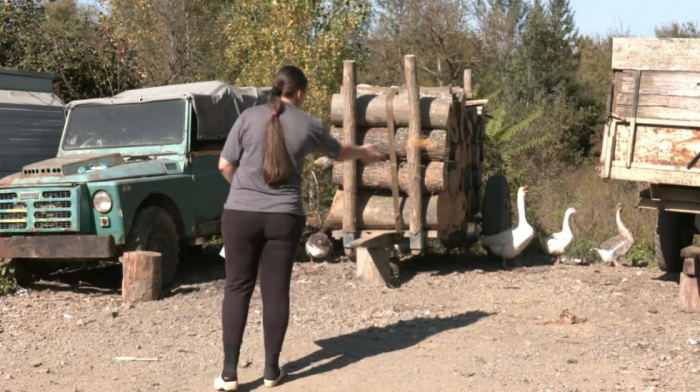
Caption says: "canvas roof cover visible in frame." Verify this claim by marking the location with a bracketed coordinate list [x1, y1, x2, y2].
[66, 81, 271, 140]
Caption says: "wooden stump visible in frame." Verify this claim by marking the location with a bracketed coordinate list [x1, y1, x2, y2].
[122, 251, 162, 303]
[348, 232, 393, 287]
[680, 257, 700, 313]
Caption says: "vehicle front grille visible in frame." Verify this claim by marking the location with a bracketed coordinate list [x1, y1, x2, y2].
[0, 188, 78, 232]
[43, 191, 71, 199]
[35, 222, 72, 229]
[34, 201, 71, 209]
[0, 193, 17, 201]
[0, 202, 26, 210]
[0, 212, 27, 220]
[0, 222, 27, 230]
[35, 211, 71, 219]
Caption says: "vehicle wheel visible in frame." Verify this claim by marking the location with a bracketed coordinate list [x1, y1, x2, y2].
[127, 207, 180, 286]
[656, 210, 695, 273]
[481, 176, 512, 261]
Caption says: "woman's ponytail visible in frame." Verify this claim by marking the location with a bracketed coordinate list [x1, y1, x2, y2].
[263, 87, 288, 185]
[262, 66, 309, 186]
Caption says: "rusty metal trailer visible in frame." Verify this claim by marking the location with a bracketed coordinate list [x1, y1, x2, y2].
[599, 38, 700, 273]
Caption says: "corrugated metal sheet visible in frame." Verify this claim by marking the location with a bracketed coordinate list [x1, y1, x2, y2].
[0, 69, 65, 179]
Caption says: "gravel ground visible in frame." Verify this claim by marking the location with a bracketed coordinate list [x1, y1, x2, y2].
[1, 250, 699, 392]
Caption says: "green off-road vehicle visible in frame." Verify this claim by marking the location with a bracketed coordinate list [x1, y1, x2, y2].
[0, 82, 270, 285]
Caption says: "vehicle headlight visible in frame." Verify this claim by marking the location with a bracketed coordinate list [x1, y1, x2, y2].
[93, 191, 113, 213]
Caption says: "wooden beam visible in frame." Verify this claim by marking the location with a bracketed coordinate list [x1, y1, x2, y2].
[404, 55, 423, 251]
[613, 38, 700, 72]
[342, 60, 357, 236]
[345, 231, 394, 249]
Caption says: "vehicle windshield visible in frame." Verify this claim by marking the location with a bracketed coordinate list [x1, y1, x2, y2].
[63, 100, 186, 150]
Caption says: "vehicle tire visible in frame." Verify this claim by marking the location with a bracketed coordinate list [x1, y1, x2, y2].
[656, 210, 695, 273]
[481, 176, 512, 261]
[127, 207, 180, 286]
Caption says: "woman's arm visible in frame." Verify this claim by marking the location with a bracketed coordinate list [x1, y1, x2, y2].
[219, 156, 237, 184]
[336, 143, 382, 163]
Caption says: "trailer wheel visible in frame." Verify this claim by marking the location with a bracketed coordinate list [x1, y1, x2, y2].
[127, 207, 180, 286]
[656, 210, 695, 273]
[481, 176, 512, 260]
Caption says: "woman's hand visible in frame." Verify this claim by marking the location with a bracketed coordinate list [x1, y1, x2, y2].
[358, 144, 382, 164]
[337, 143, 383, 163]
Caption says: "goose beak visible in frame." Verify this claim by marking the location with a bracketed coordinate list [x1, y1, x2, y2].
[573, 209, 578, 214]
[522, 185, 529, 194]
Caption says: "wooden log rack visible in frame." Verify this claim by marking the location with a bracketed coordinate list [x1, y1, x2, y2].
[680, 245, 700, 313]
[328, 56, 487, 286]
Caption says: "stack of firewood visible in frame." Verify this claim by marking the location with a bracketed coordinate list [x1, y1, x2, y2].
[324, 84, 478, 233]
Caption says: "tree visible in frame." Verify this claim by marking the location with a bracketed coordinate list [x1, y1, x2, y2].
[109, 0, 230, 87]
[364, 0, 478, 88]
[655, 21, 700, 38]
[218, 0, 371, 214]
[1, 0, 141, 101]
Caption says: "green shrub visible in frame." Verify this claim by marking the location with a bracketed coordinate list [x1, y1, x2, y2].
[0, 266, 16, 295]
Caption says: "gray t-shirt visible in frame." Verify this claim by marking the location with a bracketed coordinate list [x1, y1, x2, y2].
[221, 103, 341, 215]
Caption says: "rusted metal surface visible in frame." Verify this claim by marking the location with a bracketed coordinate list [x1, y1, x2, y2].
[0, 234, 116, 259]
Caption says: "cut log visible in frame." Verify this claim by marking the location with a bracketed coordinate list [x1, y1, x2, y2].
[405, 54, 424, 246]
[680, 258, 700, 313]
[332, 161, 447, 194]
[354, 85, 456, 100]
[326, 190, 453, 231]
[464, 69, 473, 99]
[330, 127, 449, 161]
[122, 251, 162, 303]
[448, 166, 462, 196]
[331, 93, 453, 128]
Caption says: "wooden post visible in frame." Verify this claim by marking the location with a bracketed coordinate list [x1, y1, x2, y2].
[464, 69, 473, 99]
[342, 60, 357, 246]
[122, 251, 162, 303]
[680, 251, 700, 313]
[404, 55, 423, 253]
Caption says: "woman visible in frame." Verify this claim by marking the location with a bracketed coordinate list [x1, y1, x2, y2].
[215, 66, 381, 390]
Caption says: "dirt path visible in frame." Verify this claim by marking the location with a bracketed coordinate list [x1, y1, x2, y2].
[1, 252, 699, 392]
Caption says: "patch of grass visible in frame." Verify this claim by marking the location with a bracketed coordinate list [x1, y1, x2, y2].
[0, 266, 16, 295]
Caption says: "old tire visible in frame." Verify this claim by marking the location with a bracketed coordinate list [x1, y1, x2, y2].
[127, 207, 180, 286]
[481, 176, 512, 261]
[656, 210, 695, 273]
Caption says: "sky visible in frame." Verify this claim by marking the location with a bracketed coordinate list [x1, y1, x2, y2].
[77, 0, 699, 38]
[571, 0, 700, 38]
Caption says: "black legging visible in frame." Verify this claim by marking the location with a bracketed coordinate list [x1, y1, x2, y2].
[221, 209, 304, 374]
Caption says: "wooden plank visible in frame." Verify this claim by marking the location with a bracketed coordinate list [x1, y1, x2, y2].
[616, 94, 700, 122]
[618, 71, 700, 98]
[346, 231, 394, 249]
[679, 269, 700, 313]
[613, 38, 700, 72]
[342, 60, 357, 235]
[611, 123, 700, 168]
[332, 229, 441, 240]
[356, 247, 392, 287]
[638, 198, 700, 214]
[405, 55, 423, 250]
[609, 164, 700, 187]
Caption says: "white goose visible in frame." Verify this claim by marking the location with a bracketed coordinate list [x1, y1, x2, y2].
[480, 186, 535, 269]
[542, 207, 577, 265]
[594, 204, 634, 267]
[305, 222, 333, 262]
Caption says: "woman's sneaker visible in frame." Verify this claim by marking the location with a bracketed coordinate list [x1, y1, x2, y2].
[264, 369, 286, 388]
[214, 374, 238, 391]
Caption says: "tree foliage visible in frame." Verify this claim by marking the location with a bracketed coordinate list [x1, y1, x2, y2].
[655, 21, 700, 38]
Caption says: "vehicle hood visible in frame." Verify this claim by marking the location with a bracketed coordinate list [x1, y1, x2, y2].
[0, 153, 172, 187]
